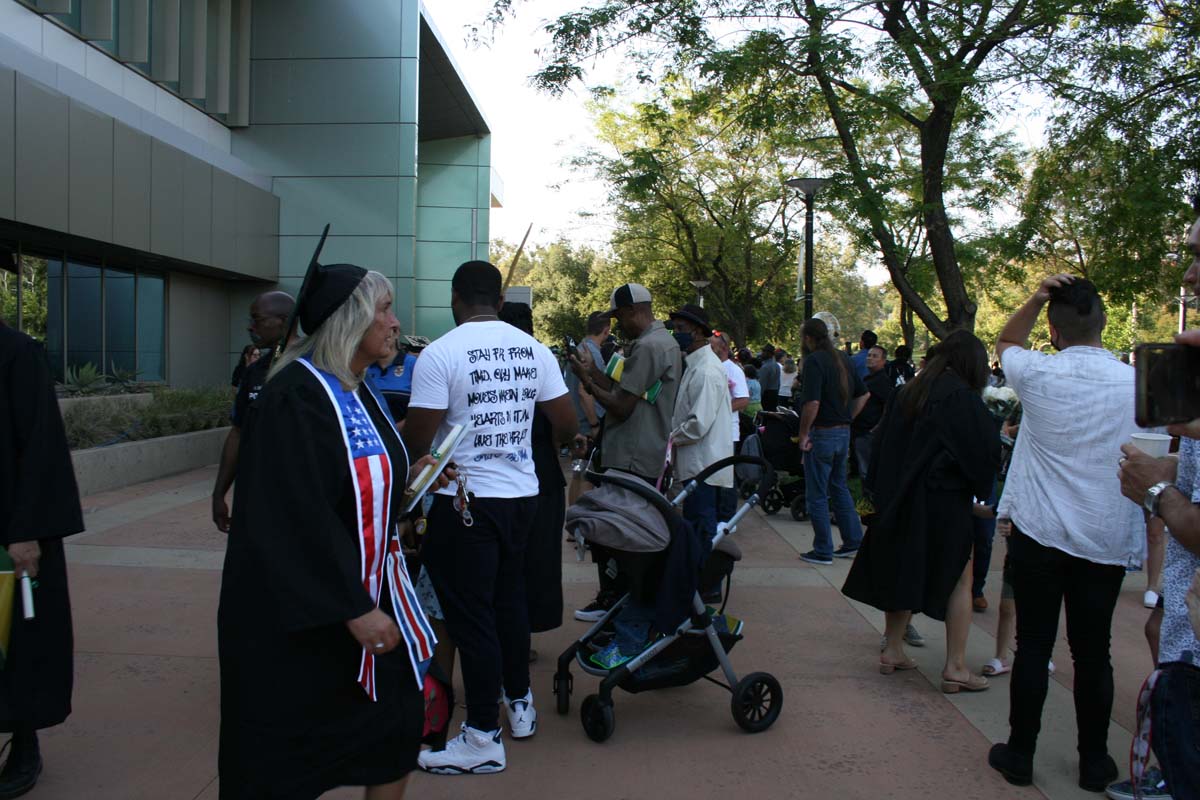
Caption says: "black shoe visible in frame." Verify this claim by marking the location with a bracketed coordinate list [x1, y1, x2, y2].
[1078, 753, 1119, 792]
[799, 550, 833, 566]
[988, 743, 1033, 786]
[0, 730, 42, 800]
[573, 591, 618, 622]
[832, 544, 859, 558]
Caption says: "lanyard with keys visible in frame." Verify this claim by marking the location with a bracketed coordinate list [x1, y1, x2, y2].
[452, 471, 475, 527]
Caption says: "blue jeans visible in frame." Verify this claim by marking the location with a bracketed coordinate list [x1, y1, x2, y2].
[803, 427, 862, 558]
[1152, 664, 1200, 797]
[682, 480, 718, 540]
[613, 601, 654, 656]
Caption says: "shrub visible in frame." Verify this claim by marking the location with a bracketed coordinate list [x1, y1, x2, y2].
[64, 387, 234, 450]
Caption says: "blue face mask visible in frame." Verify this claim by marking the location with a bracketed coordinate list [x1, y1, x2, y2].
[673, 331, 694, 351]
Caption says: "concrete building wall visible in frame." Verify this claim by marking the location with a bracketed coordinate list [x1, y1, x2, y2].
[234, 0, 422, 359]
[414, 135, 492, 337]
[167, 271, 231, 388]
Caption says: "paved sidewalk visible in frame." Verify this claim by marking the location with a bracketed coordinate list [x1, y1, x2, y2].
[28, 466, 1157, 799]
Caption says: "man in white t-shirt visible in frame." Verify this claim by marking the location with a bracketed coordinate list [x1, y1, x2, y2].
[988, 274, 1146, 791]
[710, 332, 749, 520]
[404, 261, 576, 776]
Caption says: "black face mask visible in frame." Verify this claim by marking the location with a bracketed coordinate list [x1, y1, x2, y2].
[673, 331, 694, 351]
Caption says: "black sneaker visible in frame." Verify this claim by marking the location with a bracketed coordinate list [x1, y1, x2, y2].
[799, 550, 833, 566]
[989, 743, 1033, 787]
[1079, 754, 1119, 793]
[832, 544, 859, 558]
[574, 592, 617, 622]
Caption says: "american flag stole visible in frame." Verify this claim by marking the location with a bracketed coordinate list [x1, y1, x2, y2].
[300, 358, 436, 697]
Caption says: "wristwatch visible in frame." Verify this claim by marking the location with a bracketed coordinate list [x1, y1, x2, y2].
[1144, 481, 1175, 518]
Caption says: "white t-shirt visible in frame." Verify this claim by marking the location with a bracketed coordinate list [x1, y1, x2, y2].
[996, 345, 1146, 566]
[722, 358, 750, 442]
[408, 320, 567, 499]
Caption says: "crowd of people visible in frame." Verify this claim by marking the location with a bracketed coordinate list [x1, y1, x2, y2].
[2, 210, 1199, 800]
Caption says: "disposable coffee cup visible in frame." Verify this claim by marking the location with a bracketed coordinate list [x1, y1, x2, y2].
[1130, 433, 1172, 458]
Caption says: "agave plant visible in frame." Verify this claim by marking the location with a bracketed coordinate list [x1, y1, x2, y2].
[62, 362, 108, 395]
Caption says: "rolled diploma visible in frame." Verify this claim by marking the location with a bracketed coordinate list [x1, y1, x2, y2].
[20, 573, 34, 620]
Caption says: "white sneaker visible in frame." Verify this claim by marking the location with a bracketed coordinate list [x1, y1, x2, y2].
[418, 724, 506, 775]
[503, 689, 537, 739]
[1144, 589, 1160, 609]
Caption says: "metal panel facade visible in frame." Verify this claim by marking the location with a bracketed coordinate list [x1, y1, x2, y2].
[14, 74, 69, 231]
[68, 100, 115, 243]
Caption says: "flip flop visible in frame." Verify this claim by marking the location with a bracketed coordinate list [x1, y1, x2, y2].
[941, 674, 989, 693]
[982, 658, 1012, 676]
[879, 658, 918, 675]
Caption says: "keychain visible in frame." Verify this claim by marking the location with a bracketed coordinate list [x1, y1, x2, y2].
[452, 472, 475, 527]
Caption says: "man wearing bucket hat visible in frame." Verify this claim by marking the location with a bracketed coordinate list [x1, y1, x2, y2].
[988, 275, 1150, 791]
[568, 284, 681, 627]
[667, 304, 733, 540]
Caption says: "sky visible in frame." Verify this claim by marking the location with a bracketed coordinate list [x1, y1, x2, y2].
[425, 1, 618, 250]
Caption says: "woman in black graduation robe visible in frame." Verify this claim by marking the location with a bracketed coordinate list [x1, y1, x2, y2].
[526, 409, 565, 634]
[0, 323, 82, 795]
[842, 331, 998, 692]
[219, 261, 442, 800]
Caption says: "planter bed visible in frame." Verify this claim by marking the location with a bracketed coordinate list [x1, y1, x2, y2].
[72, 427, 230, 496]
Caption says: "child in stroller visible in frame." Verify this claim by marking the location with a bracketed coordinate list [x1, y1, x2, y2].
[558, 455, 784, 742]
[739, 409, 808, 520]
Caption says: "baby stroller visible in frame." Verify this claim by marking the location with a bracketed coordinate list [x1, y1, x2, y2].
[744, 410, 807, 521]
[555, 455, 783, 742]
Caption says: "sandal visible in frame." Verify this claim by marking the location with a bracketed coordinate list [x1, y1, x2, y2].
[941, 674, 989, 693]
[982, 658, 1012, 676]
[879, 658, 918, 675]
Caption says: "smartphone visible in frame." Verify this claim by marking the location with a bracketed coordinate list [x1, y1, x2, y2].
[564, 335, 577, 356]
[1135, 343, 1200, 427]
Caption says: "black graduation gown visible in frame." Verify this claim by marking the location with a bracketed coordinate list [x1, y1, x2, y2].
[525, 410, 565, 633]
[0, 325, 81, 732]
[842, 372, 998, 621]
[218, 362, 422, 799]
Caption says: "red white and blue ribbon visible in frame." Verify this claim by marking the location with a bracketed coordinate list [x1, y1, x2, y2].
[301, 358, 436, 697]
[1130, 669, 1161, 800]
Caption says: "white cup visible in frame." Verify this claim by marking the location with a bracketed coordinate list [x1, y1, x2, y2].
[1130, 433, 1172, 458]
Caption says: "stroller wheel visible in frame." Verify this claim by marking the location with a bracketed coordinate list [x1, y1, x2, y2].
[581, 694, 616, 743]
[762, 488, 783, 515]
[731, 672, 783, 733]
[789, 497, 808, 522]
[554, 671, 572, 716]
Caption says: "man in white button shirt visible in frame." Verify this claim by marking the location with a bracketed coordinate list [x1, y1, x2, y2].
[709, 332, 750, 521]
[988, 275, 1147, 792]
[668, 304, 733, 538]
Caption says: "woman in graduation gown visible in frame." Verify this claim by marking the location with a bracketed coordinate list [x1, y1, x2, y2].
[842, 331, 999, 694]
[219, 246, 449, 800]
[0, 321, 83, 798]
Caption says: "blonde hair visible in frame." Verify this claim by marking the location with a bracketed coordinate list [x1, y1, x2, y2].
[270, 270, 393, 390]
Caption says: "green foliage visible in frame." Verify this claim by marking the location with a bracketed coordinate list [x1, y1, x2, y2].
[62, 387, 234, 450]
[489, 0, 1200, 341]
[62, 363, 108, 396]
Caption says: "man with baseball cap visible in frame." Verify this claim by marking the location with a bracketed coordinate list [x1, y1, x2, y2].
[569, 283, 682, 628]
[668, 304, 733, 540]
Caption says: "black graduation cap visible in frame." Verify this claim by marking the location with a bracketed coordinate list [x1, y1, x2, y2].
[278, 225, 368, 356]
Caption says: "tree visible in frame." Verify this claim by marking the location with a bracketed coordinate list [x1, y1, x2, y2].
[582, 84, 809, 345]
[490, 239, 601, 343]
[484, 0, 1199, 339]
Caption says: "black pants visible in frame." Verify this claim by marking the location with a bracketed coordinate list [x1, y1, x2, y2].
[761, 389, 778, 413]
[422, 494, 537, 732]
[1007, 529, 1125, 757]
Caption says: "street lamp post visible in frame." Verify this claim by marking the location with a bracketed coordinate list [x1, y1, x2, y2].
[689, 279, 711, 308]
[785, 177, 830, 321]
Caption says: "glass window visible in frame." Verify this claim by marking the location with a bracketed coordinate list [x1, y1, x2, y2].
[20, 253, 63, 382]
[66, 261, 103, 375]
[0, 252, 16, 329]
[136, 273, 166, 381]
[104, 268, 137, 375]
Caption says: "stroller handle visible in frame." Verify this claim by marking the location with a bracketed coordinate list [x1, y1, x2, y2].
[582, 469, 677, 518]
[691, 455, 776, 500]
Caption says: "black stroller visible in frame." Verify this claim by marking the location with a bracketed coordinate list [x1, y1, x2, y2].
[555, 455, 783, 742]
[740, 411, 807, 521]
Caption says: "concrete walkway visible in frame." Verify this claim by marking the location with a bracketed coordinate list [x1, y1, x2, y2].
[30, 466, 1157, 799]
